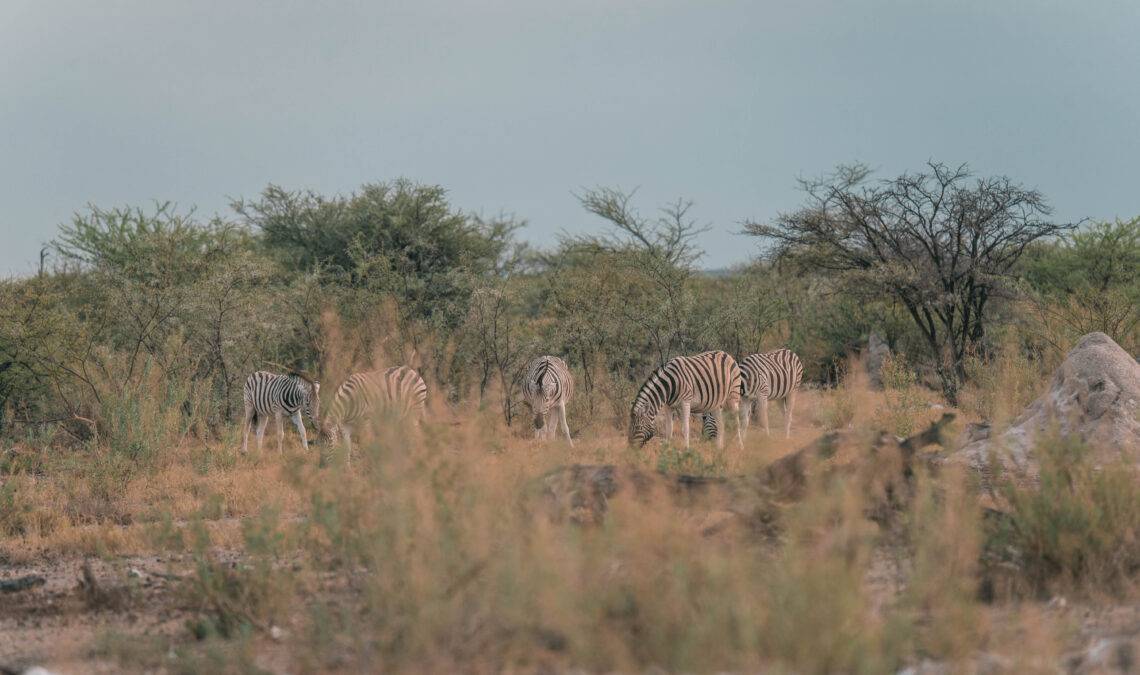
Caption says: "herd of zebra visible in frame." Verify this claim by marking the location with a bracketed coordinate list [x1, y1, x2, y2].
[238, 348, 803, 458]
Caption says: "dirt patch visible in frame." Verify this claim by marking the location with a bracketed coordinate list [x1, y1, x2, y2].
[0, 555, 193, 672]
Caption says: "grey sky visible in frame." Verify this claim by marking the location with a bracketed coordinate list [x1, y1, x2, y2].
[2, 0, 1138, 276]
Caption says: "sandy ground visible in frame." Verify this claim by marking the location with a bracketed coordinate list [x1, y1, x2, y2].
[0, 555, 190, 673]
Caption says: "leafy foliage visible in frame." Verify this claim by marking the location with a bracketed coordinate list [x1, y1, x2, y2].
[234, 180, 520, 332]
[1021, 217, 1140, 352]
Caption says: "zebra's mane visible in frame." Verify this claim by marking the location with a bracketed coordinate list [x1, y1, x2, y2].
[265, 360, 319, 387]
[289, 370, 319, 387]
[631, 361, 670, 414]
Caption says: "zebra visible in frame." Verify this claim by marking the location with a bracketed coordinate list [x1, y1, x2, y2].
[740, 349, 804, 438]
[322, 366, 428, 462]
[521, 356, 574, 445]
[241, 370, 321, 454]
[628, 350, 744, 450]
[700, 349, 804, 440]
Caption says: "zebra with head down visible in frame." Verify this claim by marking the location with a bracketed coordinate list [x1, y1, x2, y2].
[521, 356, 574, 445]
[322, 365, 428, 463]
[629, 350, 743, 450]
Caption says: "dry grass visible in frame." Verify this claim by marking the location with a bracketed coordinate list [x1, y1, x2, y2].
[1, 359, 1135, 673]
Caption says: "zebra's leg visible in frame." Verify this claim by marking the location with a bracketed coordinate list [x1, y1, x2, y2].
[784, 389, 797, 438]
[680, 401, 691, 448]
[558, 401, 572, 447]
[759, 397, 770, 436]
[713, 408, 726, 450]
[740, 398, 751, 442]
[275, 411, 285, 454]
[663, 409, 673, 443]
[292, 410, 309, 451]
[241, 404, 254, 453]
[343, 425, 353, 465]
[255, 414, 270, 453]
[733, 402, 745, 450]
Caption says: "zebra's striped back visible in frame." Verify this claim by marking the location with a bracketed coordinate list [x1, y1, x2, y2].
[629, 350, 742, 447]
[702, 349, 804, 439]
[742, 349, 803, 402]
[522, 356, 574, 430]
[243, 371, 321, 425]
[327, 366, 428, 428]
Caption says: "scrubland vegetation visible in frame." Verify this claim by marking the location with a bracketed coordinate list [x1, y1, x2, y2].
[0, 164, 1138, 672]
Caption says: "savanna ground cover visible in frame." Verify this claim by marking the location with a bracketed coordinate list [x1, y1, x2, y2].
[2, 368, 1138, 674]
[1, 166, 1138, 673]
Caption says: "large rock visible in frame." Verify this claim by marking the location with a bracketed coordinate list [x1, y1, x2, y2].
[946, 332, 1140, 484]
[865, 330, 892, 389]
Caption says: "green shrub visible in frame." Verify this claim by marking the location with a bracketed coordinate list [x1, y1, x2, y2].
[985, 435, 1140, 593]
[873, 354, 927, 436]
[656, 444, 726, 476]
[179, 508, 294, 640]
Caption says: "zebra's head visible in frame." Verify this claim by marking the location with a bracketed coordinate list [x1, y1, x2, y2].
[628, 403, 656, 448]
[521, 396, 549, 430]
[291, 371, 322, 431]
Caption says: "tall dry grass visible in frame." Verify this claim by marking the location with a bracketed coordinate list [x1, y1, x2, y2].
[5, 341, 1136, 673]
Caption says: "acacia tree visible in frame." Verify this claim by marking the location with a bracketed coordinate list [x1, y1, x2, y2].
[746, 162, 1072, 404]
[571, 187, 710, 363]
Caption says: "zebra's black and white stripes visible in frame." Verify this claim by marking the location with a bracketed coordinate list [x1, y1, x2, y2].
[323, 366, 428, 462]
[628, 350, 743, 449]
[740, 349, 803, 438]
[241, 371, 321, 453]
[521, 356, 574, 445]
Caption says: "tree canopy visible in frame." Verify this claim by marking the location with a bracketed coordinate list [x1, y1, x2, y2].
[746, 162, 1073, 403]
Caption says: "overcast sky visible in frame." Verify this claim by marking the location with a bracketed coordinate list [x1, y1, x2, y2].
[2, 0, 1138, 276]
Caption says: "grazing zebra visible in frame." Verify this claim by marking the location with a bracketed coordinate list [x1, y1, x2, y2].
[740, 349, 804, 438]
[322, 366, 428, 462]
[521, 356, 574, 445]
[242, 371, 321, 454]
[628, 350, 744, 450]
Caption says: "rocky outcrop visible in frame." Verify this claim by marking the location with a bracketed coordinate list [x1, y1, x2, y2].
[532, 414, 956, 529]
[945, 332, 1140, 484]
